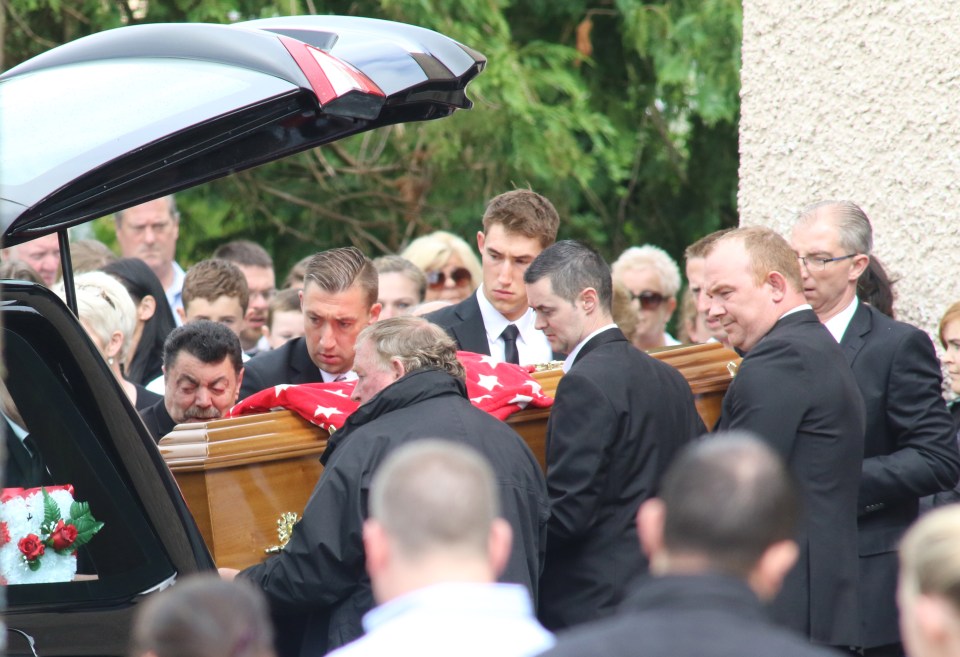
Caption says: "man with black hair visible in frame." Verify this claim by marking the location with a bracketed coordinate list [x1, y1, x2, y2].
[542, 433, 838, 657]
[139, 320, 244, 442]
[524, 239, 704, 630]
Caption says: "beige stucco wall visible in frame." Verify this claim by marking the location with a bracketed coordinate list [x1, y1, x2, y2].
[740, 0, 960, 335]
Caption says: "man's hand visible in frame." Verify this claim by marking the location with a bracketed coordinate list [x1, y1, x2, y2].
[218, 567, 240, 581]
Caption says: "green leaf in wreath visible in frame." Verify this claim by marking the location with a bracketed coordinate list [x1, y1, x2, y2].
[41, 488, 62, 535]
[26, 557, 41, 571]
[71, 516, 104, 548]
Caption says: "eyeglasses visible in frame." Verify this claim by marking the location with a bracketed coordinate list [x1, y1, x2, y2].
[630, 290, 665, 310]
[427, 267, 472, 290]
[797, 253, 858, 271]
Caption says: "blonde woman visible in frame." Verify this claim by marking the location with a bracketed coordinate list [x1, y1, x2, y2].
[401, 230, 482, 303]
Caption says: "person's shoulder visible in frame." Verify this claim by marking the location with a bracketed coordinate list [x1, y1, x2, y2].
[245, 336, 302, 370]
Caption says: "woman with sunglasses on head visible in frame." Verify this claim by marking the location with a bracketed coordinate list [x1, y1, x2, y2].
[611, 244, 682, 351]
[401, 230, 482, 304]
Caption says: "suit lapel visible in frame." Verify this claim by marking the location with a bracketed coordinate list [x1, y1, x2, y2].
[289, 337, 320, 384]
[452, 294, 491, 355]
[838, 303, 870, 367]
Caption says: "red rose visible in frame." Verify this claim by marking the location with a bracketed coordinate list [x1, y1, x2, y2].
[18, 534, 45, 561]
[50, 520, 78, 551]
[0, 521, 9, 547]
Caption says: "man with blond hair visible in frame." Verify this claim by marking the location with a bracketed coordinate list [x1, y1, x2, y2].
[703, 226, 865, 649]
[328, 440, 553, 657]
[611, 244, 682, 350]
[223, 317, 547, 657]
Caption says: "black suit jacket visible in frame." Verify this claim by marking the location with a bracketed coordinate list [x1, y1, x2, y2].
[840, 302, 960, 647]
[424, 292, 494, 354]
[717, 309, 865, 647]
[538, 328, 705, 630]
[238, 337, 323, 401]
[139, 399, 176, 443]
[542, 575, 839, 657]
[3, 415, 45, 487]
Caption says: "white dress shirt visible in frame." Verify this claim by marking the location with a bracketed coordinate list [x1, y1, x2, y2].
[563, 324, 618, 373]
[823, 297, 859, 343]
[476, 285, 553, 365]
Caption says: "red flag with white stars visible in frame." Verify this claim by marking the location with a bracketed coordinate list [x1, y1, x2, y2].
[228, 351, 553, 431]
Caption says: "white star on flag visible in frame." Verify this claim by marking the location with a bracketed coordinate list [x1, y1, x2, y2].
[524, 380, 542, 393]
[314, 405, 344, 419]
[471, 395, 492, 404]
[327, 388, 350, 397]
[476, 374, 501, 391]
[274, 384, 293, 395]
[479, 354, 500, 368]
[509, 394, 533, 406]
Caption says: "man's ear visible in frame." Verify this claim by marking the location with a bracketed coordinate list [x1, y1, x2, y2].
[476, 231, 486, 253]
[579, 287, 599, 314]
[368, 302, 382, 324]
[138, 294, 157, 322]
[176, 306, 187, 324]
[234, 369, 244, 404]
[363, 519, 390, 580]
[637, 498, 666, 564]
[850, 254, 870, 281]
[390, 357, 406, 381]
[749, 539, 799, 601]
[766, 271, 788, 302]
[912, 594, 953, 647]
[106, 330, 124, 361]
[488, 518, 513, 579]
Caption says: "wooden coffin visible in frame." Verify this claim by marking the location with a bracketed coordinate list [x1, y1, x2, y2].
[160, 341, 739, 569]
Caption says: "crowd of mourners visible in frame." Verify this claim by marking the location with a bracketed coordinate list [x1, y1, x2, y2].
[4, 191, 960, 657]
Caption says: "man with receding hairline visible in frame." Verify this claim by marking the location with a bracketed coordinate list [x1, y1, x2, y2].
[327, 440, 553, 657]
[790, 200, 960, 656]
[238, 247, 381, 401]
[703, 226, 865, 649]
[222, 317, 547, 657]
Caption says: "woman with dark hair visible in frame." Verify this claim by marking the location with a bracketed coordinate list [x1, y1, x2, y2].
[857, 255, 897, 319]
[102, 258, 176, 386]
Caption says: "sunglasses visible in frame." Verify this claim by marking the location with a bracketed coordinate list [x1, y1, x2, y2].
[427, 267, 472, 290]
[630, 290, 665, 310]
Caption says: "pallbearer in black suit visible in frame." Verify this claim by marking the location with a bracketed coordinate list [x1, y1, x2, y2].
[703, 227, 866, 649]
[239, 248, 381, 400]
[524, 240, 705, 630]
[425, 190, 559, 364]
[790, 201, 960, 657]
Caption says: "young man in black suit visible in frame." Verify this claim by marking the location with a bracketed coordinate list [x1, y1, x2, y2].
[703, 226, 866, 649]
[238, 247, 381, 401]
[425, 189, 559, 365]
[790, 201, 960, 657]
[524, 240, 705, 630]
[542, 433, 839, 657]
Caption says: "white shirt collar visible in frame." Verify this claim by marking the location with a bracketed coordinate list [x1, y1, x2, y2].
[779, 303, 813, 320]
[475, 285, 551, 364]
[320, 369, 357, 383]
[563, 323, 618, 373]
[823, 296, 859, 343]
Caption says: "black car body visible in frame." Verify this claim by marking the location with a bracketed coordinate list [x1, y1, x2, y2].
[0, 16, 483, 655]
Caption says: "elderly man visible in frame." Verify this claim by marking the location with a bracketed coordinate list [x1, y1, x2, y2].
[222, 317, 547, 657]
[1, 233, 61, 286]
[114, 196, 184, 323]
[328, 440, 553, 657]
[790, 200, 960, 656]
[524, 240, 705, 630]
[542, 433, 838, 657]
[212, 240, 277, 356]
[703, 226, 865, 649]
[238, 247, 381, 400]
[426, 189, 559, 364]
[611, 244, 682, 350]
[139, 320, 244, 442]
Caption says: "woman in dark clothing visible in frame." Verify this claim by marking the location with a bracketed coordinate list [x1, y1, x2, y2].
[102, 258, 176, 387]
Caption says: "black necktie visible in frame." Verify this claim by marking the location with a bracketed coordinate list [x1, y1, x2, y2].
[501, 324, 520, 365]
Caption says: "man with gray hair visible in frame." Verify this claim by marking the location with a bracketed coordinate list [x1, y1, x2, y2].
[328, 440, 553, 657]
[790, 200, 960, 656]
[238, 246, 381, 400]
[542, 433, 838, 657]
[223, 317, 547, 657]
